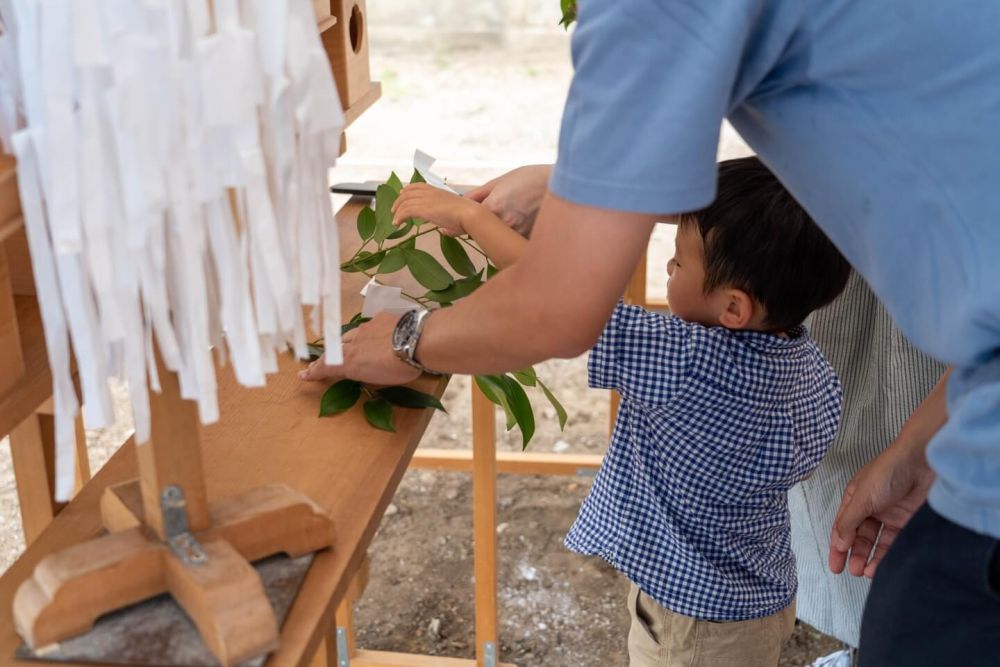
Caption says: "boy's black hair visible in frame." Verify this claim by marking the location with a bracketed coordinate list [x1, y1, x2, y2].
[682, 156, 850, 332]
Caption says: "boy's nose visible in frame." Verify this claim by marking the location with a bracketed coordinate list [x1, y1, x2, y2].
[667, 258, 676, 276]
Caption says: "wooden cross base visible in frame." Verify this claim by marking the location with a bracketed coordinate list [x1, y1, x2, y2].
[12, 481, 335, 666]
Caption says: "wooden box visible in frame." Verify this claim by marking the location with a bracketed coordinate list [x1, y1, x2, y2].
[322, 0, 372, 110]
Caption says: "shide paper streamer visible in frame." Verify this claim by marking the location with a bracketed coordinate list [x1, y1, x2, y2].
[0, 0, 345, 500]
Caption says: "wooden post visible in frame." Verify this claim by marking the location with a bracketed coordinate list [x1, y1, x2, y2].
[471, 384, 498, 667]
[8, 411, 90, 545]
[136, 353, 211, 539]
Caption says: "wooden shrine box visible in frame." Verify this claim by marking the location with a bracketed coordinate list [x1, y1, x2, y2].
[322, 0, 374, 110]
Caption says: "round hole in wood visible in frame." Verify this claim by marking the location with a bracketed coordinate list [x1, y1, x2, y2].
[349, 4, 364, 54]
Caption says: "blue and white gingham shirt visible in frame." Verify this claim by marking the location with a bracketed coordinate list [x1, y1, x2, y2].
[566, 302, 843, 621]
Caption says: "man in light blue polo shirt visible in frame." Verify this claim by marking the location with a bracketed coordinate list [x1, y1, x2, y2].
[309, 2, 1000, 663]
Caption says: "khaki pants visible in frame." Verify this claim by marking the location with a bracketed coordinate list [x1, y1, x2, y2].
[627, 583, 796, 667]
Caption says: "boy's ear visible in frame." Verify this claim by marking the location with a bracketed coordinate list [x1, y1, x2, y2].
[717, 289, 755, 330]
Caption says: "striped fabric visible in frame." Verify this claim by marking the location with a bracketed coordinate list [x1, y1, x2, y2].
[790, 271, 945, 646]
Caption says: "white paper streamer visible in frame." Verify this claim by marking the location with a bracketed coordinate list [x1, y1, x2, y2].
[0, 0, 345, 500]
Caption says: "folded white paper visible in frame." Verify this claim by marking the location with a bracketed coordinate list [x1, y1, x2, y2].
[360, 277, 417, 318]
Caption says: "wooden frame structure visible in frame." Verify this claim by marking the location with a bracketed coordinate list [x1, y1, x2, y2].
[0, 3, 384, 666]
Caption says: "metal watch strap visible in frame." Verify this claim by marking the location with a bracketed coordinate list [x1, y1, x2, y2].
[394, 309, 442, 376]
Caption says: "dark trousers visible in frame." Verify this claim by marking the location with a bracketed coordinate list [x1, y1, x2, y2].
[859, 503, 1000, 666]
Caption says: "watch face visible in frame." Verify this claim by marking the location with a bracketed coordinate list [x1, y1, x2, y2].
[393, 309, 418, 350]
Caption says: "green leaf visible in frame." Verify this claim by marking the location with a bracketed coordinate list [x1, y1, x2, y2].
[559, 0, 576, 28]
[342, 250, 386, 273]
[377, 248, 407, 274]
[497, 374, 535, 449]
[475, 375, 517, 430]
[439, 235, 477, 277]
[512, 368, 537, 387]
[319, 380, 361, 417]
[409, 169, 426, 184]
[537, 379, 568, 430]
[386, 218, 413, 240]
[341, 315, 371, 335]
[376, 386, 446, 412]
[374, 184, 399, 242]
[386, 172, 404, 194]
[363, 398, 395, 432]
[424, 272, 483, 304]
[486, 263, 499, 279]
[357, 206, 376, 240]
[403, 248, 454, 291]
[399, 236, 417, 250]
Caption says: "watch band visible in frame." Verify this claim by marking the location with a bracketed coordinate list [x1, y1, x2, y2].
[393, 309, 443, 376]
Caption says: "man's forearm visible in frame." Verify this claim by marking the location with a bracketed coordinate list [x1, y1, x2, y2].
[414, 193, 658, 375]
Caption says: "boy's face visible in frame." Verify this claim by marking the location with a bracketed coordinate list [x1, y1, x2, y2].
[666, 222, 732, 327]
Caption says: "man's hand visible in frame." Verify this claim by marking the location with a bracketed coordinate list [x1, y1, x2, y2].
[829, 369, 949, 578]
[391, 183, 477, 236]
[828, 440, 935, 578]
[465, 164, 552, 237]
[298, 313, 422, 386]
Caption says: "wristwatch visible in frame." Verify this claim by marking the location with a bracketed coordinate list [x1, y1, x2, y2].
[392, 308, 442, 375]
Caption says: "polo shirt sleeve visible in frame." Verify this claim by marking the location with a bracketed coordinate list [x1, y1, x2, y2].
[588, 301, 692, 402]
[550, 0, 771, 214]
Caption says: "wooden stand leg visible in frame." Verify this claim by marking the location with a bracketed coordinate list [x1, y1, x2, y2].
[164, 539, 279, 665]
[9, 414, 56, 545]
[13, 528, 167, 646]
[73, 413, 91, 494]
[471, 384, 498, 667]
[137, 353, 210, 538]
[13, 356, 337, 666]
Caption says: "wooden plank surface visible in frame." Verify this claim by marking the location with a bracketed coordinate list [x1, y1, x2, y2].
[0, 198, 448, 667]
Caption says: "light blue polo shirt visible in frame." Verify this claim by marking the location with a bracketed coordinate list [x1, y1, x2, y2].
[550, 1, 1000, 539]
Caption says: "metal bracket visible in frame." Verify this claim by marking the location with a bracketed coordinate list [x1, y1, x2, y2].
[483, 641, 497, 667]
[336, 627, 350, 667]
[161, 485, 207, 566]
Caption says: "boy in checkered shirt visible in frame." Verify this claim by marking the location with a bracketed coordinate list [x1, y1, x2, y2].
[568, 157, 850, 666]
[390, 156, 850, 667]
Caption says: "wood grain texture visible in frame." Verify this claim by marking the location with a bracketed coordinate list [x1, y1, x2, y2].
[164, 539, 279, 666]
[0, 199, 448, 667]
[0, 157, 19, 232]
[0, 252, 25, 395]
[322, 0, 371, 109]
[8, 415, 55, 546]
[13, 528, 167, 648]
[471, 385, 498, 666]
[0, 297, 65, 441]
[410, 448, 603, 476]
[3, 229, 35, 296]
[137, 352, 211, 539]
[351, 651, 515, 667]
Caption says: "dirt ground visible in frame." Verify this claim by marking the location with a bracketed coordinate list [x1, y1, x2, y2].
[0, 18, 845, 667]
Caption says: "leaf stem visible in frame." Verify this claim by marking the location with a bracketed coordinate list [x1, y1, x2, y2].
[458, 236, 490, 260]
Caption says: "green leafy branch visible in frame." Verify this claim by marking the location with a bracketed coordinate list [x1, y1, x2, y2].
[559, 0, 577, 29]
[313, 170, 567, 449]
